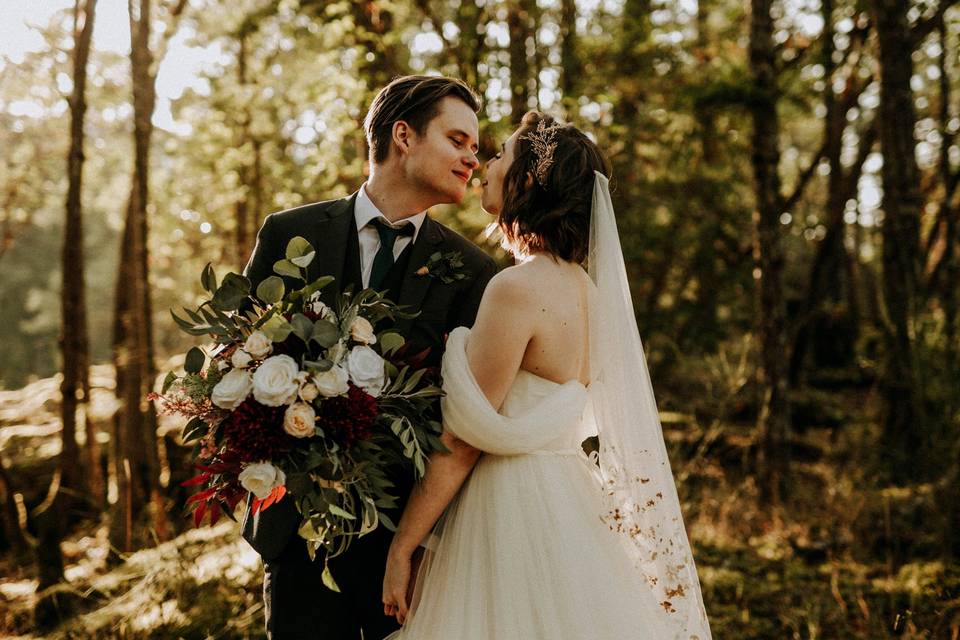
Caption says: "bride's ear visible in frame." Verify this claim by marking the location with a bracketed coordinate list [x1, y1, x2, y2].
[525, 171, 535, 189]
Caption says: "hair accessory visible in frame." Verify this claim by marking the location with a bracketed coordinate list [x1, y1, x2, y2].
[520, 119, 564, 187]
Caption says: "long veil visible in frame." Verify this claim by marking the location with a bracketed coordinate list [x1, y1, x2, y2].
[588, 171, 712, 639]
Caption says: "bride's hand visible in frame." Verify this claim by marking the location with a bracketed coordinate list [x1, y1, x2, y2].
[382, 544, 413, 625]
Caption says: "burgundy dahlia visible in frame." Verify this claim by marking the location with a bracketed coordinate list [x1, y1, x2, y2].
[221, 399, 293, 462]
[317, 384, 379, 447]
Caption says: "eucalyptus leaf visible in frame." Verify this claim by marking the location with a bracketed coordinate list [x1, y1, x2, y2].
[290, 313, 314, 341]
[256, 276, 285, 304]
[303, 359, 334, 373]
[290, 251, 316, 268]
[182, 417, 209, 443]
[184, 347, 205, 374]
[285, 236, 314, 259]
[162, 371, 178, 394]
[261, 315, 294, 342]
[273, 259, 302, 279]
[378, 332, 405, 354]
[310, 319, 340, 348]
[200, 263, 217, 293]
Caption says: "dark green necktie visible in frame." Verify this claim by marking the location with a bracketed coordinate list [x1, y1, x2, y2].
[368, 218, 415, 290]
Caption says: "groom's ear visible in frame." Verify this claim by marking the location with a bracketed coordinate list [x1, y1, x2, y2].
[391, 120, 413, 156]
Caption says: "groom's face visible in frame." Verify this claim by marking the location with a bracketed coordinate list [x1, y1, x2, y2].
[404, 97, 480, 205]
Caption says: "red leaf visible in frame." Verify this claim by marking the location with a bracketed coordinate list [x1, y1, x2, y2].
[193, 501, 207, 527]
[209, 501, 222, 525]
[181, 473, 211, 487]
[251, 496, 263, 514]
[186, 487, 217, 504]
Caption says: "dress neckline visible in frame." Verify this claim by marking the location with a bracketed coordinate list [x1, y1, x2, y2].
[515, 368, 590, 390]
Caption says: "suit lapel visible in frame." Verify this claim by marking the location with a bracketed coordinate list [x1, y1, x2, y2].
[307, 192, 359, 302]
[395, 215, 443, 332]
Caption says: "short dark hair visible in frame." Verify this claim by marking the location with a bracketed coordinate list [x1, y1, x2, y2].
[363, 75, 481, 164]
[498, 112, 611, 264]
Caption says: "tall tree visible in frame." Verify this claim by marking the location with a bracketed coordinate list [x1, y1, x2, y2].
[869, 0, 923, 481]
[789, 9, 874, 385]
[508, 0, 536, 124]
[111, 0, 187, 552]
[60, 0, 98, 508]
[748, 0, 791, 503]
[558, 0, 580, 103]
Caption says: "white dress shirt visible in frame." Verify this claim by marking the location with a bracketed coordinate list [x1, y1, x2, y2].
[354, 183, 427, 288]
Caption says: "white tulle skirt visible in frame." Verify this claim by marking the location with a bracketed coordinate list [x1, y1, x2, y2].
[387, 450, 662, 639]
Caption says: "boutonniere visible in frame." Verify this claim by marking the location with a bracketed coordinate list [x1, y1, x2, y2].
[415, 250, 469, 284]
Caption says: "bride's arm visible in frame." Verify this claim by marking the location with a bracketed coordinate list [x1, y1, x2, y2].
[383, 271, 534, 622]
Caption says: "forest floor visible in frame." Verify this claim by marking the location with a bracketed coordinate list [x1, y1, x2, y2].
[0, 364, 957, 639]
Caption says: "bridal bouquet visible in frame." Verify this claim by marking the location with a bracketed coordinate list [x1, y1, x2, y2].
[151, 236, 444, 586]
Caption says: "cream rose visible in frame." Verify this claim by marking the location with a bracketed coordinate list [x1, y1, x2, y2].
[349, 316, 377, 345]
[252, 355, 301, 406]
[283, 402, 316, 438]
[211, 368, 253, 410]
[238, 462, 286, 499]
[346, 345, 386, 397]
[314, 364, 349, 398]
[299, 381, 319, 402]
[231, 349, 253, 369]
[243, 330, 273, 359]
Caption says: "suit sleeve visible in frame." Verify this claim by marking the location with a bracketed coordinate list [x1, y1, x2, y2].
[451, 257, 497, 330]
[239, 214, 277, 316]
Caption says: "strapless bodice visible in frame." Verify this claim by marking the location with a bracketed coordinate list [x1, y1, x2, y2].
[440, 328, 594, 456]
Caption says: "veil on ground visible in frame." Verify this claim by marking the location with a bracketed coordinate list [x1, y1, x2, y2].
[587, 171, 712, 639]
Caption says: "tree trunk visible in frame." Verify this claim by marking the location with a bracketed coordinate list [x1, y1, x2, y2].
[559, 0, 580, 100]
[507, 0, 535, 124]
[749, 0, 790, 504]
[60, 0, 98, 510]
[870, 0, 923, 482]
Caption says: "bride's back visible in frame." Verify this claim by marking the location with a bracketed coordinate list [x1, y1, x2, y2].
[505, 255, 592, 387]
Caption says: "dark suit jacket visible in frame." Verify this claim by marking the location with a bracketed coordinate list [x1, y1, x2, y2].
[238, 192, 496, 561]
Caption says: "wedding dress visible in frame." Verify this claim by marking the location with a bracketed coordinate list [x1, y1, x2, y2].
[387, 326, 665, 639]
[388, 173, 711, 639]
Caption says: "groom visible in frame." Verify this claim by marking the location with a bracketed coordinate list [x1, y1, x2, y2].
[239, 76, 496, 639]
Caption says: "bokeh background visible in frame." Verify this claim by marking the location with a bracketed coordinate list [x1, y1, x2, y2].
[0, 0, 958, 637]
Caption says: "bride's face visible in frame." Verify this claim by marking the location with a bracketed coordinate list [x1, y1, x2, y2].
[480, 131, 519, 215]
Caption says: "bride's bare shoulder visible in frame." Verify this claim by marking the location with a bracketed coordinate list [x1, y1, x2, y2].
[478, 265, 535, 304]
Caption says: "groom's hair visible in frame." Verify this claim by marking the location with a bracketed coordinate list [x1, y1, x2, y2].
[364, 75, 481, 164]
[498, 112, 610, 264]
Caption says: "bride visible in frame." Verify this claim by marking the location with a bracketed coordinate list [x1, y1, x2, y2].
[381, 112, 712, 640]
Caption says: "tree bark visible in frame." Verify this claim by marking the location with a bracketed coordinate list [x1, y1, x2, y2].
[559, 0, 580, 100]
[507, 0, 536, 124]
[749, 0, 791, 503]
[870, 0, 924, 482]
[60, 0, 98, 510]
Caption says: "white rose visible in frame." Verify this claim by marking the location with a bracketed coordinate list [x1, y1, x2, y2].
[231, 349, 253, 369]
[211, 368, 253, 410]
[252, 355, 301, 406]
[283, 402, 316, 438]
[243, 330, 273, 360]
[327, 340, 348, 365]
[346, 345, 386, 397]
[216, 360, 230, 372]
[313, 365, 349, 398]
[238, 462, 286, 500]
[349, 316, 377, 345]
[299, 382, 319, 402]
